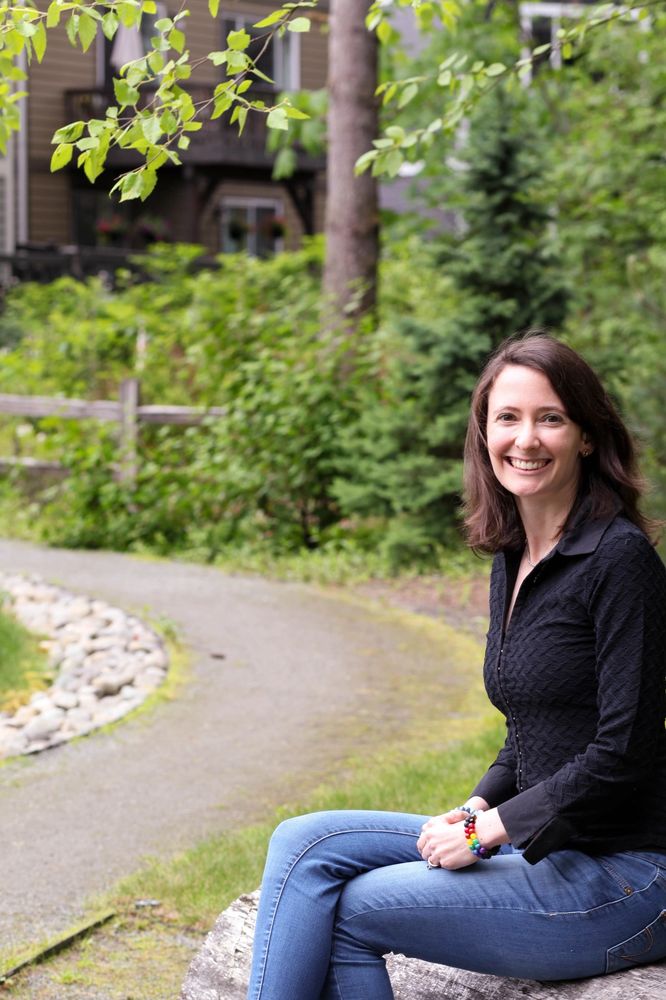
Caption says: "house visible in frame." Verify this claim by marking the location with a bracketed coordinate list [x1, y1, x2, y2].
[1, 1, 328, 279]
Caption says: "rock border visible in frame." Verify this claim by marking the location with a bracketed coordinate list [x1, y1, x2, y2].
[0, 572, 168, 759]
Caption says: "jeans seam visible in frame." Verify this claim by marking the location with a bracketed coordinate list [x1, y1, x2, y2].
[253, 825, 419, 999]
[336, 873, 662, 928]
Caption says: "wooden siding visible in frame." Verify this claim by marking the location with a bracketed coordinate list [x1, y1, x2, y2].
[300, 18, 328, 90]
[27, 25, 96, 243]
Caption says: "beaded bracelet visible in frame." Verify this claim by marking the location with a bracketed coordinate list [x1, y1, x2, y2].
[455, 804, 476, 816]
[463, 812, 500, 860]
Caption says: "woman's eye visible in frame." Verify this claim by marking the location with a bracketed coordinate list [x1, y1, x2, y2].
[497, 413, 516, 422]
[541, 414, 564, 424]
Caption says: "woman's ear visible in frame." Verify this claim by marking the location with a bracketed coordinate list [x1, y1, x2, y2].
[580, 436, 594, 458]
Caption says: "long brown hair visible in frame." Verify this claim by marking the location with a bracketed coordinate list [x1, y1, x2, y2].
[463, 332, 655, 553]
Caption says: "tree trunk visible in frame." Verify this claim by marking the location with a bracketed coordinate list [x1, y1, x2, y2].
[181, 890, 666, 1000]
[323, 0, 379, 325]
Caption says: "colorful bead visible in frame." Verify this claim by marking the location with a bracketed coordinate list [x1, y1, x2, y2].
[462, 812, 498, 861]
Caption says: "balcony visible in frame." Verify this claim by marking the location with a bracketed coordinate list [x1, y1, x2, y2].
[64, 85, 323, 172]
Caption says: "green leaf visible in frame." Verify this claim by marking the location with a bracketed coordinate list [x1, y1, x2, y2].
[354, 149, 377, 176]
[227, 29, 251, 51]
[148, 50, 165, 73]
[267, 107, 289, 131]
[65, 13, 79, 46]
[142, 115, 162, 144]
[285, 106, 309, 120]
[33, 21, 47, 63]
[102, 12, 119, 41]
[46, 2, 61, 28]
[143, 1, 157, 13]
[178, 135, 191, 150]
[381, 149, 403, 178]
[79, 12, 98, 53]
[114, 78, 141, 106]
[212, 92, 233, 118]
[50, 143, 73, 171]
[287, 17, 310, 32]
[168, 28, 186, 54]
[272, 146, 297, 179]
[15, 21, 37, 39]
[83, 152, 104, 183]
[251, 65, 275, 85]
[209, 0, 220, 16]
[76, 136, 100, 151]
[485, 63, 506, 77]
[237, 106, 248, 136]
[398, 83, 418, 109]
[140, 169, 158, 201]
[253, 10, 284, 28]
[207, 51, 227, 66]
[117, 171, 145, 202]
[53, 120, 85, 144]
[159, 109, 178, 133]
[226, 50, 249, 73]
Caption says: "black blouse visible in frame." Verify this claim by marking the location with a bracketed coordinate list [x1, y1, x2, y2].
[471, 502, 666, 864]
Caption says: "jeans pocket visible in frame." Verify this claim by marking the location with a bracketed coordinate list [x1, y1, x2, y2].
[605, 910, 666, 973]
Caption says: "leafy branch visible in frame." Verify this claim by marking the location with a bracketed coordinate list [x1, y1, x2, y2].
[357, 0, 664, 177]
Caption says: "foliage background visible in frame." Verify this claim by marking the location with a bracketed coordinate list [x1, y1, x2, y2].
[0, 9, 664, 569]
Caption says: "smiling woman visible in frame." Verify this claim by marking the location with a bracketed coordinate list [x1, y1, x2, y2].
[238, 332, 666, 1000]
[0, 606, 51, 715]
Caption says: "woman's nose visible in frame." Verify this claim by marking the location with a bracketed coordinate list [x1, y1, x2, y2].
[515, 423, 539, 450]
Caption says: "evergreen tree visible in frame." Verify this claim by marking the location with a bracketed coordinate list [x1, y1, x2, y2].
[336, 90, 568, 569]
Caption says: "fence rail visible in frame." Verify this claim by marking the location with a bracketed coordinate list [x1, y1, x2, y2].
[0, 379, 226, 484]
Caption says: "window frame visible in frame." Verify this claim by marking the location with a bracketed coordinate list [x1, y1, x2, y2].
[220, 196, 285, 257]
[222, 10, 301, 91]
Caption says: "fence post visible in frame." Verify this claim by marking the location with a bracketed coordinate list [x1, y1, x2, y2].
[119, 377, 140, 486]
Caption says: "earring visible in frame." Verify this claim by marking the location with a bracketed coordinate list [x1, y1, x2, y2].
[581, 448, 591, 458]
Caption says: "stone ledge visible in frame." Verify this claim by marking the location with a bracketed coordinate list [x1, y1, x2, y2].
[181, 889, 665, 1000]
[0, 572, 168, 759]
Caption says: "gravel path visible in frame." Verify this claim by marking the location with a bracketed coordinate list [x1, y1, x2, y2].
[0, 539, 483, 960]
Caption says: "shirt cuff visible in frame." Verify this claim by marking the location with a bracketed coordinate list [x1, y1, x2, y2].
[497, 782, 576, 864]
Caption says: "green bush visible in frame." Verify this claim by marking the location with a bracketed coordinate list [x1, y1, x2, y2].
[0, 241, 381, 558]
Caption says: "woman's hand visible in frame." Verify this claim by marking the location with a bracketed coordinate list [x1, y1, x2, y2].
[416, 811, 477, 870]
[416, 802, 508, 870]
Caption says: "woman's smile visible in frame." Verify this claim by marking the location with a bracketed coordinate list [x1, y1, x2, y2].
[505, 457, 551, 471]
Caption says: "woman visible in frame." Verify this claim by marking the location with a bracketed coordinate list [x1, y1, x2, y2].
[247, 333, 666, 999]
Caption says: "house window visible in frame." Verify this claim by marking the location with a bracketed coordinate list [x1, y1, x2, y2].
[519, 2, 592, 78]
[221, 198, 285, 257]
[104, 3, 168, 81]
[222, 13, 300, 90]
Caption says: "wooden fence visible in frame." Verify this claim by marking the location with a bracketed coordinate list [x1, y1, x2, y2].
[0, 378, 226, 486]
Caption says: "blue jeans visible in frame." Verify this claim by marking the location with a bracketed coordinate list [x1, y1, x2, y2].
[247, 810, 666, 999]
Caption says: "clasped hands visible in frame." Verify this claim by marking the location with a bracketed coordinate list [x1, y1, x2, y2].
[417, 800, 503, 870]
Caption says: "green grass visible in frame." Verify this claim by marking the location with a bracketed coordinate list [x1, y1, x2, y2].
[111, 719, 504, 929]
[0, 606, 52, 714]
[0, 674, 503, 994]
